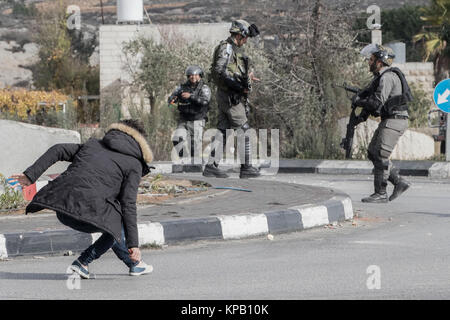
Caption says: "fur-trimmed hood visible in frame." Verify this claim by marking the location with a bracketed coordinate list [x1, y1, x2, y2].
[105, 123, 153, 164]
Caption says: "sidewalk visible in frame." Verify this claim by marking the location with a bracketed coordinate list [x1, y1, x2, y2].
[0, 175, 353, 259]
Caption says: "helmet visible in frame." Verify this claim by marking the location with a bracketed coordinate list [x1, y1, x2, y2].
[360, 44, 395, 66]
[185, 65, 204, 77]
[229, 20, 260, 38]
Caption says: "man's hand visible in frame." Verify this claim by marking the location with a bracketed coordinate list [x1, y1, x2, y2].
[249, 72, 260, 82]
[128, 247, 141, 262]
[9, 174, 31, 187]
[181, 92, 191, 99]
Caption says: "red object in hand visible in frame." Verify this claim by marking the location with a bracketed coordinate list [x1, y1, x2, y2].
[22, 184, 37, 201]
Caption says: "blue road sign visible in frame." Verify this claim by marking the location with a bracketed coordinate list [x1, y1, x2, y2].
[434, 78, 450, 113]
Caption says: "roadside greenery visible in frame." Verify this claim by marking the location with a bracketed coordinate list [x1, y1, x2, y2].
[117, 0, 437, 160]
[31, 0, 99, 125]
[0, 174, 25, 211]
[408, 83, 434, 128]
[1, 0, 437, 160]
[413, 0, 450, 82]
[121, 34, 214, 160]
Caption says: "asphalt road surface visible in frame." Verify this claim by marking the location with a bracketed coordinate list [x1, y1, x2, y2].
[0, 173, 449, 300]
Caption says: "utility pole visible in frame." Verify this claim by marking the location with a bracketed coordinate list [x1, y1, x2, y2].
[100, 0, 105, 24]
[446, 113, 450, 161]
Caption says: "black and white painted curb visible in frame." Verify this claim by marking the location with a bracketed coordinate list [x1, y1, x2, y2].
[0, 196, 352, 259]
[151, 160, 450, 178]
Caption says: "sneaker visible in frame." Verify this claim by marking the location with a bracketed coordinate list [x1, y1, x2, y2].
[239, 165, 261, 179]
[203, 164, 229, 178]
[389, 180, 411, 202]
[361, 192, 388, 203]
[70, 259, 90, 279]
[129, 261, 154, 276]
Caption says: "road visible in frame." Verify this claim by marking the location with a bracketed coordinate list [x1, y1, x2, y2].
[0, 173, 449, 301]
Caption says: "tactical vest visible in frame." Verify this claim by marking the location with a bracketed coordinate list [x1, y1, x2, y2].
[367, 67, 413, 119]
[210, 39, 246, 91]
[177, 80, 209, 121]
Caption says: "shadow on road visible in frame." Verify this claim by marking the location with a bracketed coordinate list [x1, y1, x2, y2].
[0, 272, 127, 280]
[410, 211, 450, 218]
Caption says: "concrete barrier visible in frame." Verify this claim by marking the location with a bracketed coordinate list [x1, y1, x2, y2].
[0, 120, 80, 177]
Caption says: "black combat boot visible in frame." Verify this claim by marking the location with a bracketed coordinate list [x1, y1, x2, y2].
[203, 163, 229, 178]
[239, 164, 261, 179]
[238, 133, 261, 179]
[388, 170, 410, 201]
[361, 172, 388, 203]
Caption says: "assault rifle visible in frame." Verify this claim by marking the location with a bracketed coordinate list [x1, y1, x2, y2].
[237, 56, 252, 115]
[334, 83, 363, 159]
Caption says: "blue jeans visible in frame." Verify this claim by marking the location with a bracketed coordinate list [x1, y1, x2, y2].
[78, 227, 138, 269]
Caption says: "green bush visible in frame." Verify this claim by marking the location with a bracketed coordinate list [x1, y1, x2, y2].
[0, 174, 25, 211]
[31, 1, 99, 125]
[121, 36, 215, 160]
[12, 0, 37, 17]
[408, 83, 434, 128]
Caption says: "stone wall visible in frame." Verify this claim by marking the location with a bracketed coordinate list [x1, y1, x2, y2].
[392, 62, 435, 95]
[393, 62, 440, 154]
[0, 120, 80, 177]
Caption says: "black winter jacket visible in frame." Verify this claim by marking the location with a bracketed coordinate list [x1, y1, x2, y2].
[23, 123, 153, 248]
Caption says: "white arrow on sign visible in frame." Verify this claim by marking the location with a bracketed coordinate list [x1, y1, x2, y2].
[437, 89, 450, 104]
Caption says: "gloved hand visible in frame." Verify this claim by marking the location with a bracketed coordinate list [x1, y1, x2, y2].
[355, 109, 369, 125]
[351, 94, 360, 106]
[355, 115, 365, 125]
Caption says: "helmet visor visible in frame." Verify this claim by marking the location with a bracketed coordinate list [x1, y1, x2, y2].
[185, 66, 203, 76]
[360, 43, 380, 60]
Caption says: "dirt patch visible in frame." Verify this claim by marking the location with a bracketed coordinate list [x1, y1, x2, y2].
[136, 174, 210, 205]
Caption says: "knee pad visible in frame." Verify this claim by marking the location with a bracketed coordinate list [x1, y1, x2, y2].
[172, 136, 183, 146]
[381, 159, 390, 171]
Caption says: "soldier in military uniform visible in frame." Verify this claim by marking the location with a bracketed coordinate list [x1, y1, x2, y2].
[203, 20, 261, 179]
[353, 44, 413, 203]
[168, 65, 211, 163]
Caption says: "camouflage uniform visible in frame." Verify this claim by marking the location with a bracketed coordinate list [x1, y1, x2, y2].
[203, 20, 261, 179]
[355, 66, 412, 202]
[168, 79, 211, 163]
[212, 37, 249, 130]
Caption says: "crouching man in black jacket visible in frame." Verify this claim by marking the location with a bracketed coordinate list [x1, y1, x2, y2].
[10, 119, 154, 278]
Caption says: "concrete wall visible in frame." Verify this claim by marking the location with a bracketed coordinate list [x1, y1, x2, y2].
[0, 120, 80, 177]
[99, 23, 229, 120]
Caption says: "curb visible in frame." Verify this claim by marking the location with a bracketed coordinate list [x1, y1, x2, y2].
[0, 195, 353, 259]
[149, 160, 450, 178]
